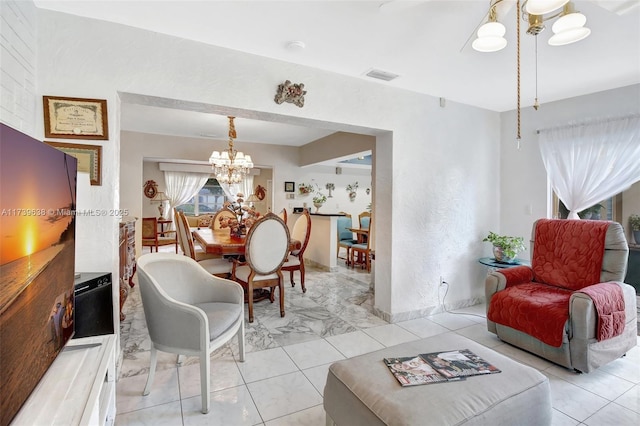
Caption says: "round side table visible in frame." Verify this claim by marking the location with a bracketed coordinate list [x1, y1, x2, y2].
[478, 257, 530, 273]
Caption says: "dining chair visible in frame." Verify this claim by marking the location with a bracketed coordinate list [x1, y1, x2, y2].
[336, 212, 356, 264]
[350, 215, 373, 272]
[282, 208, 311, 292]
[136, 253, 245, 415]
[175, 210, 227, 262]
[141, 217, 178, 253]
[230, 212, 290, 323]
[175, 210, 232, 277]
[358, 211, 371, 230]
[277, 208, 288, 225]
[211, 209, 237, 230]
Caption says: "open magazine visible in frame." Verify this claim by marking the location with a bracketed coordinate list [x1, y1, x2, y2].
[384, 349, 501, 387]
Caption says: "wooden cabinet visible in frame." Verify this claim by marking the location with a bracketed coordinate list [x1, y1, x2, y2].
[119, 217, 137, 320]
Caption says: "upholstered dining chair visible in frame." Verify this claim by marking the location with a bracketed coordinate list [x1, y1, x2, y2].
[174, 210, 219, 261]
[211, 209, 236, 230]
[282, 208, 311, 292]
[358, 211, 371, 230]
[141, 217, 178, 253]
[277, 208, 288, 226]
[175, 210, 232, 277]
[230, 212, 290, 323]
[350, 215, 373, 272]
[137, 253, 245, 415]
[337, 212, 356, 264]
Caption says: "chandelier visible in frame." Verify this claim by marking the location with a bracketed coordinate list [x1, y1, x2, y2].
[472, 0, 591, 147]
[209, 116, 253, 184]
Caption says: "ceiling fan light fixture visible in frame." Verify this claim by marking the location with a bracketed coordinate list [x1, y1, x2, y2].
[525, 0, 570, 15]
[548, 26, 591, 45]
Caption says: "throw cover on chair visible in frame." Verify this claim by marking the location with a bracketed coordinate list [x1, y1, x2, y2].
[577, 283, 625, 341]
[488, 219, 622, 347]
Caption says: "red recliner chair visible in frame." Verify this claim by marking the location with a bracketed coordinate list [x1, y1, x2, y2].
[486, 219, 637, 373]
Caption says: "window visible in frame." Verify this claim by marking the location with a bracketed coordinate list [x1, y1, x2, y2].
[176, 178, 227, 215]
[553, 193, 622, 222]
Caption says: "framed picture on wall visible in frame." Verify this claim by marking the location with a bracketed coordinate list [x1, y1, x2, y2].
[45, 141, 102, 185]
[43, 96, 109, 140]
[284, 181, 295, 192]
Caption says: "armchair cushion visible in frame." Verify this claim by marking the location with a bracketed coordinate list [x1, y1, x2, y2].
[532, 219, 609, 290]
[488, 282, 572, 347]
[194, 302, 242, 340]
[197, 215, 215, 228]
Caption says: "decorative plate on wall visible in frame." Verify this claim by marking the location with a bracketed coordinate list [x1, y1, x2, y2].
[144, 180, 158, 199]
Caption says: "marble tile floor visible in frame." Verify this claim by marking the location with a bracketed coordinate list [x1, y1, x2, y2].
[116, 259, 640, 426]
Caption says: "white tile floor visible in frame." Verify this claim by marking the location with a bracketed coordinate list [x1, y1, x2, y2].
[115, 254, 640, 426]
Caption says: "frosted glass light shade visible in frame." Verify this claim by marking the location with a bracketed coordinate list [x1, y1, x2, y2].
[525, 0, 570, 15]
[549, 11, 590, 46]
[473, 21, 507, 52]
[548, 27, 590, 45]
[472, 36, 507, 52]
[551, 12, 586, 33]
[477, 21, 506, 38]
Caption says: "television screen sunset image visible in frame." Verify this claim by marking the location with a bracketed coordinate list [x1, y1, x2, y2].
[0, 123, 78, 426]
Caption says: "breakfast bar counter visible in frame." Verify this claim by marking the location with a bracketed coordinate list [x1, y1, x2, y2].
[290, 212, 345, 271]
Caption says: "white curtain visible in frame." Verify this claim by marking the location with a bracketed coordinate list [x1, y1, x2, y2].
[164, 171, 210, 220]
[539, 114, 640, 219]
[220, 176, 254, 203]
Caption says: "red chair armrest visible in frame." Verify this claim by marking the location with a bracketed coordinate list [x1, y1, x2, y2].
[499, 265, 534, 288]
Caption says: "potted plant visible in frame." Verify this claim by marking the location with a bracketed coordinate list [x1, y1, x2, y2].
[298, 183, 313, 195]
[630, 214, 640, 245]
[483, 231, 526, 263]
[346, 182, 358, 201]
[578, 204, 604, 220]
[312, 193, 327, 212]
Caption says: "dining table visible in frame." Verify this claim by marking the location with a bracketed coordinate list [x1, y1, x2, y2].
[348, 227, 369, 244]
[193, 228, 302, 303]
[193, 228, 301, 256]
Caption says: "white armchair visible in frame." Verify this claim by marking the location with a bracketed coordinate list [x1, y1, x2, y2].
[136, 253, 245, 414]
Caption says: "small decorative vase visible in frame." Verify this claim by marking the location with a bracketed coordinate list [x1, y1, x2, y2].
[313, 202, 323, 213]
[633, 230, 640, 245]
[231, 225, 246, 239]
[493, 245, 515, 263]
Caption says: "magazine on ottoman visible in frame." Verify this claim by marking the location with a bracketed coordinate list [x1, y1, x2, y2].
[383, 348, 501, 386]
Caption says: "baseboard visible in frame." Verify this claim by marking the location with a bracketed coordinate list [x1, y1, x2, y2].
[373, 297, 485, 323]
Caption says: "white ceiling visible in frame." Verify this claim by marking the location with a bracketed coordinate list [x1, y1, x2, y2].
[34, 0, 640, 148]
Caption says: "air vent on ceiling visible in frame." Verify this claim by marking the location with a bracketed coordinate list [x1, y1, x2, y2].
[365, 68, 399, 82]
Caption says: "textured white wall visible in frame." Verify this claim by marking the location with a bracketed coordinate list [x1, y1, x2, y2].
[499, 84, 640, 259]
[0, 0, 37, 134]
[37, 9, 500, 320]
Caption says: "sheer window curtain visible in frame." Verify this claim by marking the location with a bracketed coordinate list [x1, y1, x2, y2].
[220, 176, 254, 203]
[539, 114, 640, 219]
[164, 171, 210, 222]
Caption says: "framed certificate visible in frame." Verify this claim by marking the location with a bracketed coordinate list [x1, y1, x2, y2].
[45, 141, 102, 186]
[43, 96, 109, 140]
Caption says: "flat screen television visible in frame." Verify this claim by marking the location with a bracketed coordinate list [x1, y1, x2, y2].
[0, 123, 77, 426]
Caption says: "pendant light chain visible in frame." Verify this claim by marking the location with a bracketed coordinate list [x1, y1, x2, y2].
[516, 0, 521, 149]
[534, 33, 540, 110]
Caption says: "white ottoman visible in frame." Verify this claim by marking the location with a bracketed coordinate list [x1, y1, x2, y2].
[324, 333, 551, 426]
